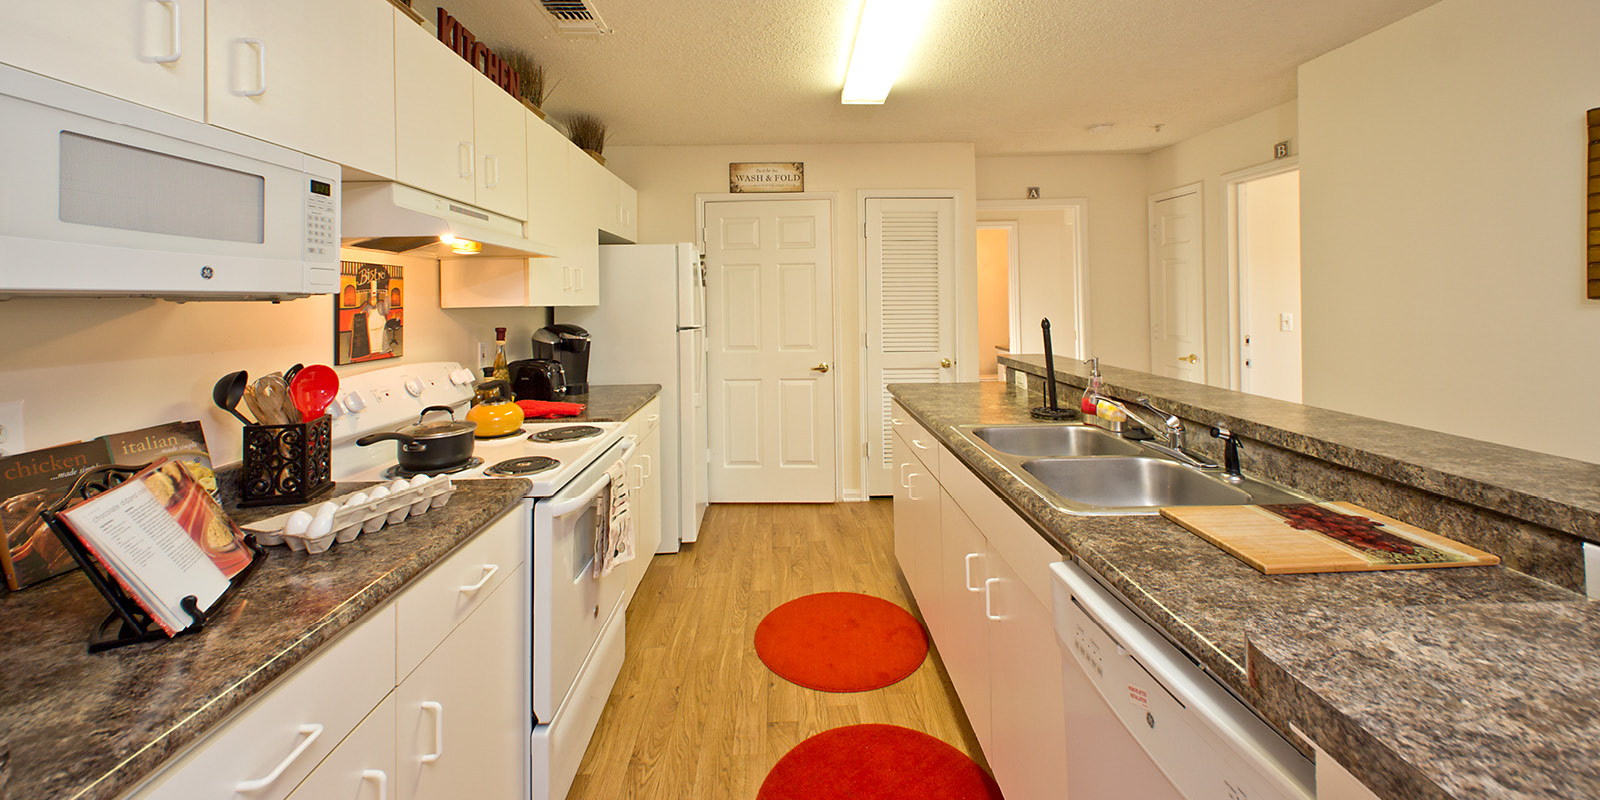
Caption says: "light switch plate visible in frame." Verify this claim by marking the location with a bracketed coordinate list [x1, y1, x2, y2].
[1585, 542, 1599, 600]
[0, 400, 23, 457]
[1279, 312, 1295, 332]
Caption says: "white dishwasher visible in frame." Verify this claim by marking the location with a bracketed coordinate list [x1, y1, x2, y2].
[1049, 561, 1314, 800]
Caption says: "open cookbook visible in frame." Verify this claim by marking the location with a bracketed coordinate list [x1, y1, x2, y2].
[52, 458, 252, 636]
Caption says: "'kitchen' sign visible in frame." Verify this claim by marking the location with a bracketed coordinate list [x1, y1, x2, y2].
[729, 162, 804, 193]
[437, 8, 519, 100]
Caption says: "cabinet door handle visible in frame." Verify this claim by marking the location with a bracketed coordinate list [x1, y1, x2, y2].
[965, 553, 982, 592]
[420, 701, 445, 763]
[458, 141, 475, 178]
[912, 438, 928, 450]
[152, 0, 182, 63]
[891, 416, 903, 427]
[647, 414, 659, 424]
[459, 564, 499, 594]
[239, 38, 267, 97]
[575, 268, 586, 291]
[235, 723, 322, 791]
[984, 578, 1001, 620]
[899, 463, 911, 489]
[362, 770, 389, 800]
[906, 472, 920, 501]
[641, 454, 652, 479]
[632, 463, 645, 490]
[562, 265, 574, 291]
[484, 154, 499, 187]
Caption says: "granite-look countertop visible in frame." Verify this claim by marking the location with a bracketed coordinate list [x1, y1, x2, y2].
[0, 478, 529, 800]
[556, 384, 660, 422]
[1248, 602, 1600, 800]
[887, 380, 1589, 799]
[1000, 353, 1600, 546]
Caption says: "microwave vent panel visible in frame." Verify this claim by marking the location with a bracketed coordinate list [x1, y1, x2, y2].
[538, 0, 612, 35]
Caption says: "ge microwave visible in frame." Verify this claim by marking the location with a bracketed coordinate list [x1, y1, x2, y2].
[0, 64, 339, 300]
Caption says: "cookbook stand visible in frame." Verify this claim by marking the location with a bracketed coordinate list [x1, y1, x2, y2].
[39, 464, 266, 653]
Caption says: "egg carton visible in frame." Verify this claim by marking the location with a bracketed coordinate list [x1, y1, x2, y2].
[242, 475, 457, 554]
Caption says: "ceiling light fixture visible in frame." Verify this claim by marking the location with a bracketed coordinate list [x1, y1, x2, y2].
[841, 0, 936, 105]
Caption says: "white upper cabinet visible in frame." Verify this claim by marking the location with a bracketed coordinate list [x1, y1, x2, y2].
[471, 72, 527, 219]
[394, 10, 475, 202]
[207, 0, 396, 179]
[525, 114, 571, 250]
[0, 0, 206, 120]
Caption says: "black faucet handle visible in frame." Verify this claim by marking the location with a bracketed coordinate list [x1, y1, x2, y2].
[1209, 426, 1244, 479]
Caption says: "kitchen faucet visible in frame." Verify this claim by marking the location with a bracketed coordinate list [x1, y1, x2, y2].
[1094, 396, 1220, 470]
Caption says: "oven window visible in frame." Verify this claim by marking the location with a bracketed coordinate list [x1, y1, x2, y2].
[58, 131, 266, 243]
[571, 502, 597, 581]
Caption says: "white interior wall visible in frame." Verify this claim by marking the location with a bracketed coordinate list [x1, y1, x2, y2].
[1144, 101, 1299, 386]
[1299, 0, 1600, 463]
[603, 142, 979, 497]
[0, 249, 540, 464]
[975, 155, 1149, 371]
[1240, 170, 1302, 402]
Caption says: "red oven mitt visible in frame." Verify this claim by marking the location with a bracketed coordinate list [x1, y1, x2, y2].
[517, 400, 587, 418]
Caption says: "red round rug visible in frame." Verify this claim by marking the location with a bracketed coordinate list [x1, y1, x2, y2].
[754, 592, 927, 692]
[757, 724, 1003, 800]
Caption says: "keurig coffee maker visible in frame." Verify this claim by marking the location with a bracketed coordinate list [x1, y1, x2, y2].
[532, 324, 592, 395]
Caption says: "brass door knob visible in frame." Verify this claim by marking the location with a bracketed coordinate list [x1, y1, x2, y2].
[811, 362, 830, 373]
[940, 358, 953, 368]
[1178, 354, 1198, 364]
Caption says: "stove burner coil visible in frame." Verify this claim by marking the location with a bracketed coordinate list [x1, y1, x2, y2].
[486, 456, 561, 476]
[529, 425, 604, 443]
[382, 457, 483, 480]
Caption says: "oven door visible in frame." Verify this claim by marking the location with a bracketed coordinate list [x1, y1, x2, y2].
[532, 437, 636, 722]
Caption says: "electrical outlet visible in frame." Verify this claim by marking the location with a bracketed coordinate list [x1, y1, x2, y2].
[1279, 313, 1295, 332]
[0, 400, 23, 457]
[478, 342, 493, 366]
[1585, 543, 1599, 600]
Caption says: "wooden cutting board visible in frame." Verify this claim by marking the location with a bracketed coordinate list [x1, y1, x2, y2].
[1159, 501, 1500, 575]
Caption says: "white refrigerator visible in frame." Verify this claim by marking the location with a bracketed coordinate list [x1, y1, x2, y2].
[558, 242, 708, 551]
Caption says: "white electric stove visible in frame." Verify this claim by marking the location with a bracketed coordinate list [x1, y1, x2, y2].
[327, 362, 636, 800]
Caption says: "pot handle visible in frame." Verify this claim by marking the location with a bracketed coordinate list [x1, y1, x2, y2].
[355, 431, 410, 447]
[418, 405, 456, 422]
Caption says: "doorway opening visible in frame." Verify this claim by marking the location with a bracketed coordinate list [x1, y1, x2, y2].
[976, 223, 1017, 381]
[1225, 160, 1301, 402]
[975, 200, 1088, 369]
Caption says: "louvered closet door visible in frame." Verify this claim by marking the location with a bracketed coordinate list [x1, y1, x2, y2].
[867, 197, 956, 497]
[705, 199, 836, 502]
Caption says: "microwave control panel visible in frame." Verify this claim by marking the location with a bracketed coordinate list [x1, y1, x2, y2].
[305, 178, 337, 261]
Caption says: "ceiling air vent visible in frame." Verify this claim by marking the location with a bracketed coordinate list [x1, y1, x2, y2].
[538, 0, 612, 35]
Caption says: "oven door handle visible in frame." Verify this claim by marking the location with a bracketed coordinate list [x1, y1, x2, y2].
[543, 437, 638, 517]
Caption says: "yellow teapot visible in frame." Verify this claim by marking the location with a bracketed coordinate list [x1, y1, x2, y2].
[465, 379, 525, 438]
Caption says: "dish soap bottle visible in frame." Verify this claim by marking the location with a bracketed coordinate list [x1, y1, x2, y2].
[491, 326, 511, 385]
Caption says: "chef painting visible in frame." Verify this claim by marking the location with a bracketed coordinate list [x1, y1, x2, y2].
[335, 262, 405, 365]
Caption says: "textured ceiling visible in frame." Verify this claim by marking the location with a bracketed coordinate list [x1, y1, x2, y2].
[421, 0, 1441, 155]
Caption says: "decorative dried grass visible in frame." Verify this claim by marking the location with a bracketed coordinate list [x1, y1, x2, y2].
[565, 114, 608, 155]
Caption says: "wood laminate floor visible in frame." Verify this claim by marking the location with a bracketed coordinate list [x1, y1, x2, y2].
[566, 500, 985, 799]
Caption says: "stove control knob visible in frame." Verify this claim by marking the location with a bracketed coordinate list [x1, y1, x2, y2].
[343, 392, 367, 412]
[327, 397, 347, 418]
[404, 377, 423, 397]
[449, 369, 476, 386]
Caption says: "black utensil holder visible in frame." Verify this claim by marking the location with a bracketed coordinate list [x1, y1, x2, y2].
[240, 415, 333, 508]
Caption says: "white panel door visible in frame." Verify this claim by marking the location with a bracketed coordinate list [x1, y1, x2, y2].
[866, 197, 957, 497]
[206, 1, 395, 178]
[1149, 188, 1204, 381]
[705, 199, 835, 502]
[0, 0, 205, 121]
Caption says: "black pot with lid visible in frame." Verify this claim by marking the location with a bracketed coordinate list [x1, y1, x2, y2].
[354, 405, 477, 472]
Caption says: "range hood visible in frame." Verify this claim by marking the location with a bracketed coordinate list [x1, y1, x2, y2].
[341, 182, 559, 259]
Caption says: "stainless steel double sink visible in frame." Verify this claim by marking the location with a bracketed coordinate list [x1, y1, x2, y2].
[956, 423, 1309, 515]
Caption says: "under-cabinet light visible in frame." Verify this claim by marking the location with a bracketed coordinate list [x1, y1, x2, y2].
[841, 0, 936, 105]
[440, 235, 483, 255]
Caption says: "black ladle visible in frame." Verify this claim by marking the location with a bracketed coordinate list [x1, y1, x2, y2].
[212, 370, 254, 426]
[1030, 318, 1077, 420]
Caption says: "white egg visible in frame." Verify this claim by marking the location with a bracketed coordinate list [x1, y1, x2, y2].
[284, 510, 313, 537]
[307, 508, 335, 538]
[368, 485, 391, 500]
[389, 478, 411, 492]
[342, 492, 369, 508]
[317, 501, 341, 516]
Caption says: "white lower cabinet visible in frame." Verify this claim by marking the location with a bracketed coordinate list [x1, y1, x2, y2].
[397, 565, 527, 800]
[624, 410, 663, 606]
[125, 508, 529, 800]
[889, 415, 1070, 800]
[287, 694, 398, 800]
